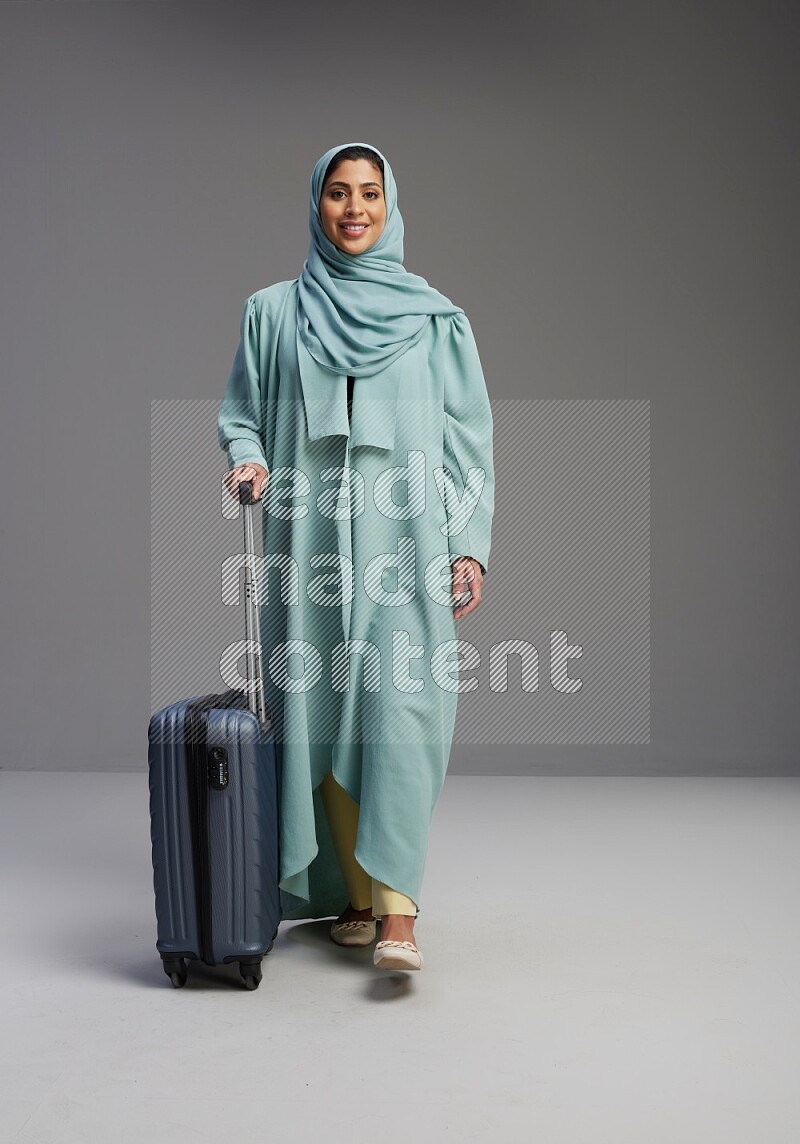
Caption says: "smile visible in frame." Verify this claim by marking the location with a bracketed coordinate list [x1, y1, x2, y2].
[340, 224, 368, 234]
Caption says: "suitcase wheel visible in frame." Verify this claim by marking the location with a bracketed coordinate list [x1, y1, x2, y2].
[239, 958, 263, 990]
[163, 957, 188, 988]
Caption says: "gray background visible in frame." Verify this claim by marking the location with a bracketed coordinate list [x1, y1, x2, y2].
[2, 0, 797, 773]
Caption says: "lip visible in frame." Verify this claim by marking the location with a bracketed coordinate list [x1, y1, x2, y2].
[339, 223, 369, 234]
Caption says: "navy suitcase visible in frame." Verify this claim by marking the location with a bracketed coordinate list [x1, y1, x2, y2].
[147, 480, 281, 990]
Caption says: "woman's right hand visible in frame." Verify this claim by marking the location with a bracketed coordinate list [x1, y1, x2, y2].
[224, 462, 269, 502]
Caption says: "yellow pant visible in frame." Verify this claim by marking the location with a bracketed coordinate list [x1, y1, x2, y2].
[319, 770, 418, 918]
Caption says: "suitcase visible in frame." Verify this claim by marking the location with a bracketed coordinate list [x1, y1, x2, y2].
[147, 479, 281, 990]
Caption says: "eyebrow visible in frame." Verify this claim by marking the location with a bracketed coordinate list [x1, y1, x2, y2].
[327, 180, 383, 189]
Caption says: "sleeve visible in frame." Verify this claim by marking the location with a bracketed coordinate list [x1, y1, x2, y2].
[441, 311, 495, 577]
[216, 294, 270, 471]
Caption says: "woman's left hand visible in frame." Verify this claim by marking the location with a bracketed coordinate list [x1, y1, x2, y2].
[451, 557, 484, 620]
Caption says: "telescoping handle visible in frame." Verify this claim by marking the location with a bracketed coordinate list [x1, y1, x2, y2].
[238, 480, 268, 730]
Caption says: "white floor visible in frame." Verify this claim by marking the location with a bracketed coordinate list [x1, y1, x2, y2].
[1, 772, 799, 1144]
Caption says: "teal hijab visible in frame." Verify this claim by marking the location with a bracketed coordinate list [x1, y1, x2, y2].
[296, 142, 463, 378]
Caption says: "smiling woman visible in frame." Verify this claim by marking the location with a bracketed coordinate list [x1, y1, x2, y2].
[319, 157, 387, 252]
[216, 142, 495, 973]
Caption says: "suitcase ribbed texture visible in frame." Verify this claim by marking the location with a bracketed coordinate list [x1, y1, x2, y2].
[206, 705, 280, 963]
[149, 696, 204, 957]
[148, 693, 281, 973]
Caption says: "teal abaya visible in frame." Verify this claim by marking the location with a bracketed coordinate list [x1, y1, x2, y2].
[216, 144, 494, 921]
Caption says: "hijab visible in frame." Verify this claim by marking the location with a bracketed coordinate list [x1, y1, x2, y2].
[296, 142, 464, 378]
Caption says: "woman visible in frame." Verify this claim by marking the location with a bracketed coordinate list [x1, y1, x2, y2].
[217, 142, 494, 972]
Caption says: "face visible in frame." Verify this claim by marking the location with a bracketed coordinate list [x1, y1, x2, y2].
[319, 158, 387, 254]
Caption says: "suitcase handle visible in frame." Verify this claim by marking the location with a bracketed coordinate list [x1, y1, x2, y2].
[237, 480, 268, 730]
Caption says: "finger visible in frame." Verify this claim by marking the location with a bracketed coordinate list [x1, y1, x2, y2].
[464, 562, 479, 586]
[226, 466, 246, 488]
[454, 592, 481, 619]
[451, 557, 469, 600]
[452, 569, 465, 602]
[235, 465, 259, 498]
[224, 466, 252, 499]
[453, 574, 481, 618]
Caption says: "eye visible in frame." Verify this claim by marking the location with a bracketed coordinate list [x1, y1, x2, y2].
[364, 191, 380, 200]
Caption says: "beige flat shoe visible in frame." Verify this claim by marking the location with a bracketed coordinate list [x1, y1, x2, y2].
[373, 939, 424, 971]
[330, 918, 377, 947]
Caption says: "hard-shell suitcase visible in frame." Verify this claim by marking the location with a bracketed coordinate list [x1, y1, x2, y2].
[147, 480, 281, 990]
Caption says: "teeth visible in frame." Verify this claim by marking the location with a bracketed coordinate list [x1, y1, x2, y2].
[342, 225, 367, 231]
